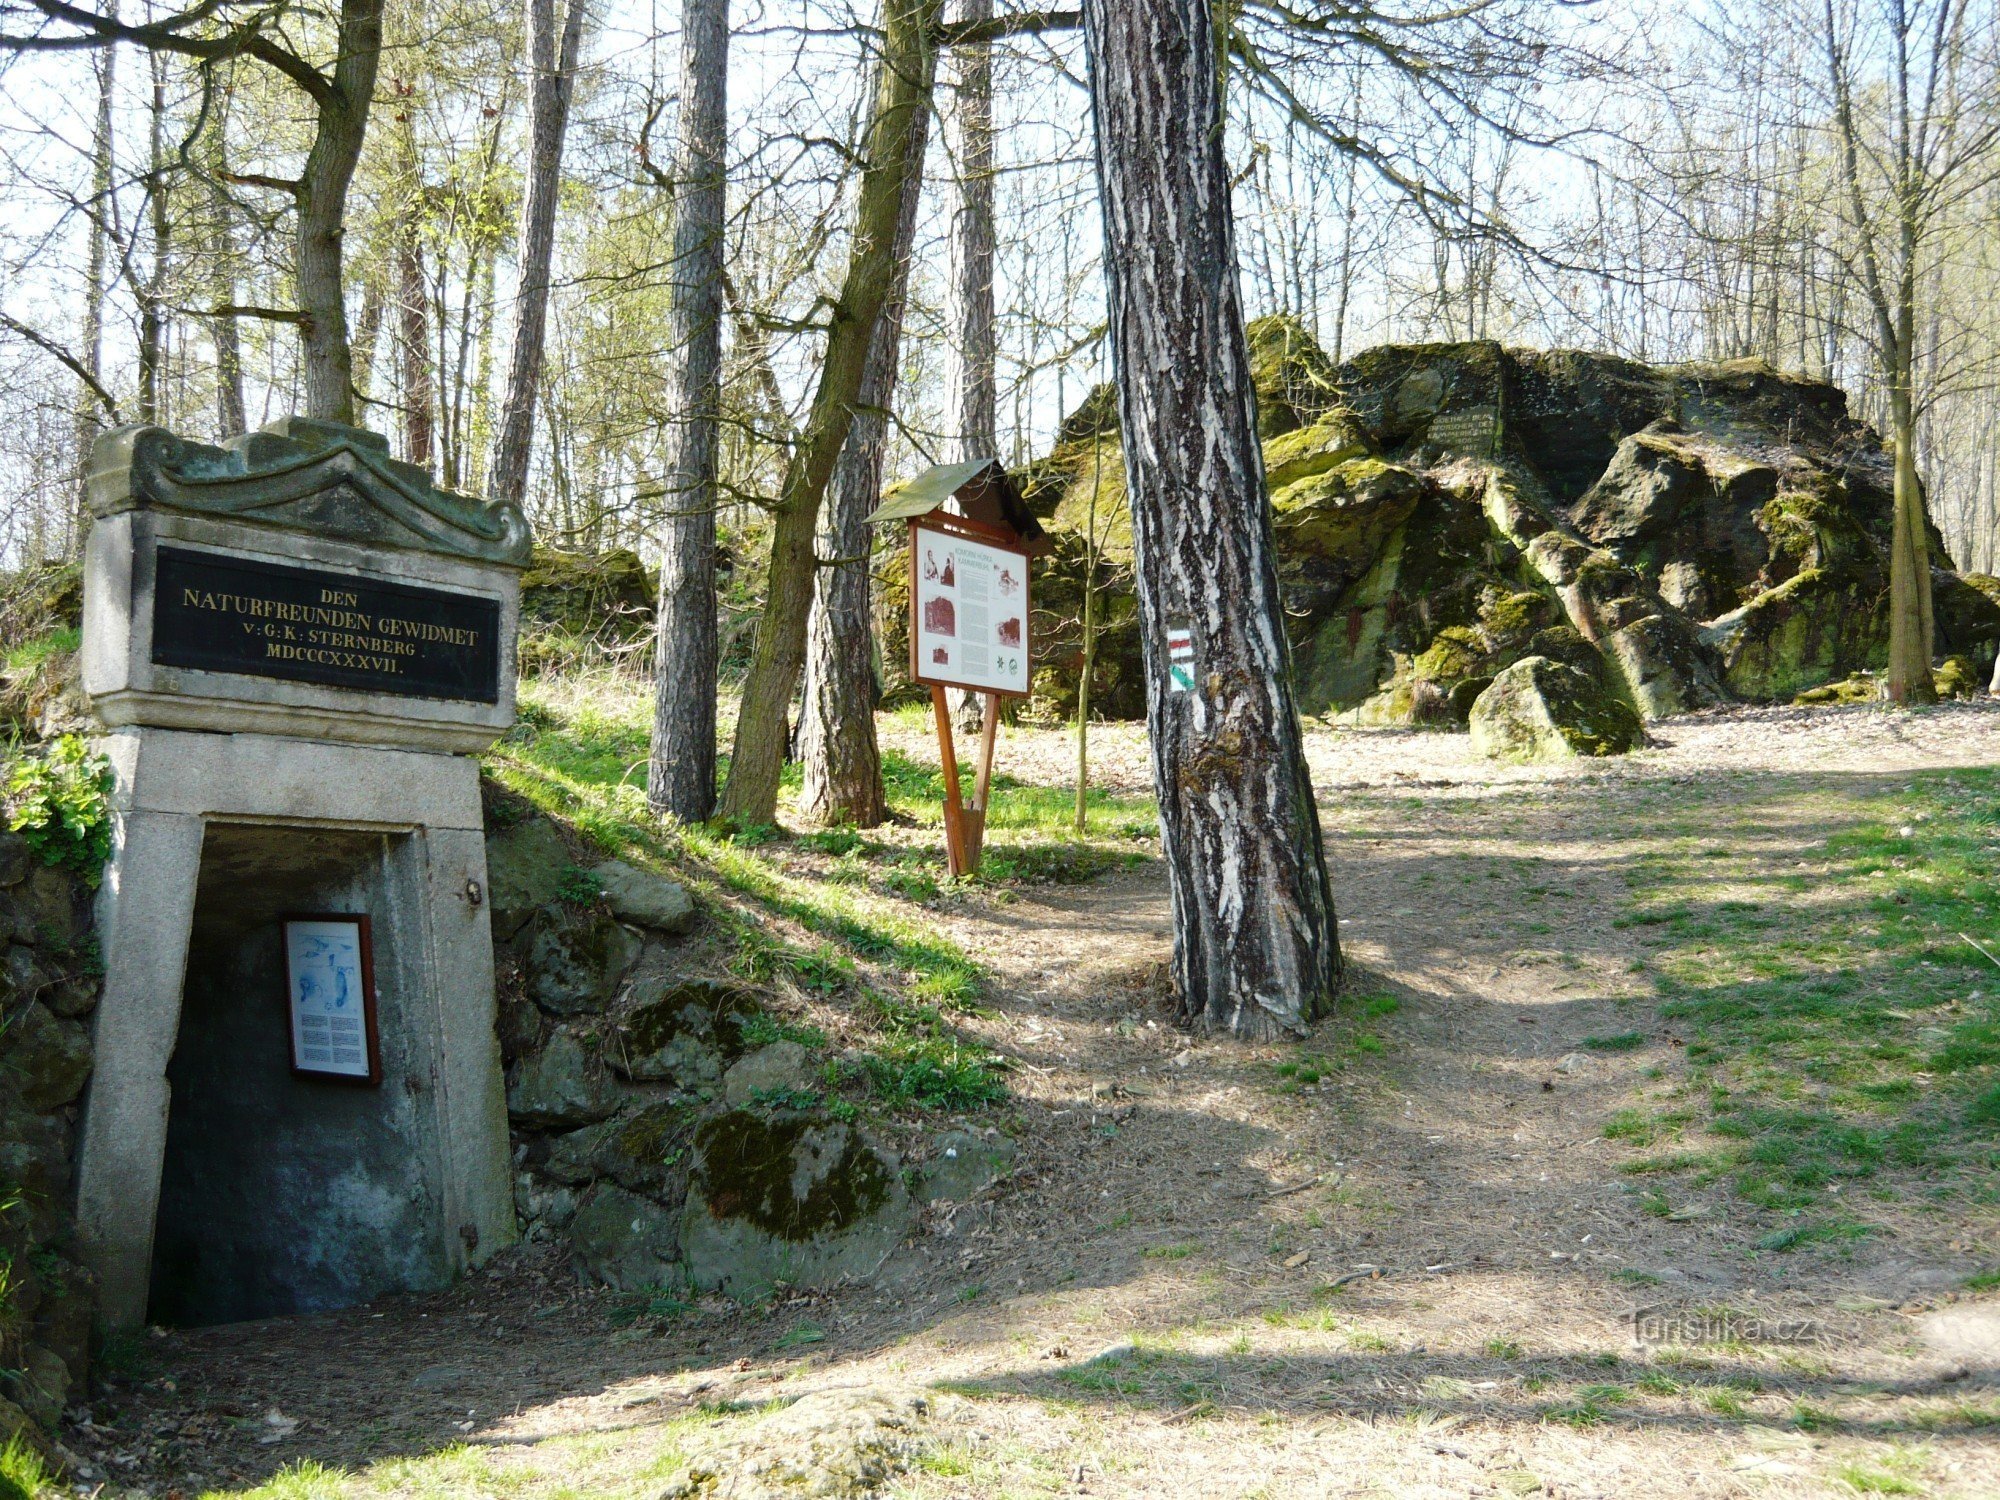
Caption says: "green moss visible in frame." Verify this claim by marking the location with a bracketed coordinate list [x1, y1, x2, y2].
[1262, 411, 1373, 489]
[1477, 589, 1548, 643]
[691, 1110, 892, 1242]
[1413, 627, 1485, 685]
[1525, 626, 1608, 681]
[1244, 312, 1340, 436]
[621, 980, 765, 1062]
[1935, 655, 1980, 699]
[1794, 671, 1880, 706]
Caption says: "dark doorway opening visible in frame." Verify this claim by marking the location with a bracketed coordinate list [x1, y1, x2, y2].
[148, 822, 449, 1326]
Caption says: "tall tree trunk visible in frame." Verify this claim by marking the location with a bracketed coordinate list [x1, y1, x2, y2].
[797, 64, 931, 828]
[295, 0, 384, 425]
[942, 0, 996, 466]
[719, 0, 943, 825]
[137, 49, 171, 426]
[1084, 0, 1340, 1037]
[208, 83, 247, 437]
[1887, 379, 1937, 703]
[647, 0, 730, 822]
[488, 0, 585, 509]
[397, 216, 434, 468]
[351, 275, 385, 405]
[75, 25, 116, 510]
[942, 1, 997, 731]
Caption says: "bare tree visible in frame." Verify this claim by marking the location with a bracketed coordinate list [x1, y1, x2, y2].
[719, 0, 944, 826]
[797, 59, 932, 828]
[1814, 0, 2000, 702]
[5, 0, 387, 423]
[1085, 0, 1341, 1036]
[487, 0, 587, 511]
[647, 0, 729, 822]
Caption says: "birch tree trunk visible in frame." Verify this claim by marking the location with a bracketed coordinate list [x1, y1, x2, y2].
[487, 0, 587, 510]
[1084, 0, 1341, 1037]
[647, 0, 730, 822]
[719, 0, 943, 826]
[797, 67, 931, 828]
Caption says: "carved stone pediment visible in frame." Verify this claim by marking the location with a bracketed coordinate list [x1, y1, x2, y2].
[87, 418, 530, 567]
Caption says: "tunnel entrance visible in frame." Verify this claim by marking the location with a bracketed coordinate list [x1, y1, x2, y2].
[147, 822, 452, 1327]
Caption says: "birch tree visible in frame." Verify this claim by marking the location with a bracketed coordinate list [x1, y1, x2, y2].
[1084, 0, 1341, 1035]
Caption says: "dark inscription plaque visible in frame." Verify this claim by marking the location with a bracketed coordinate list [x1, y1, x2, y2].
[152, 545, 501, 704]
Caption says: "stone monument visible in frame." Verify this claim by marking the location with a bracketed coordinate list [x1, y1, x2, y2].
[73, 418, 528, 1329]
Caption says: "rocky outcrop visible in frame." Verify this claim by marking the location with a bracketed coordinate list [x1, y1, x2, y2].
[1019, 323, 2000, 746]
[490, 805, 938, 1300]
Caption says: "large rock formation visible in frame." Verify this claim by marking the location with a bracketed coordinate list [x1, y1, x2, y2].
[1020, 321, 2000, 733]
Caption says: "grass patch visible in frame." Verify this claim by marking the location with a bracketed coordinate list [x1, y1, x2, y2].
[1583, 1031, 1648, 1052]
[493, 673, 1008, 1113]
[1608, 770, 2000, 1237]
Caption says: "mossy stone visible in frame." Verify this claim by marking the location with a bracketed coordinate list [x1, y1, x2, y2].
[1469, 656, 1641, 762]
[569, 1183, 682, 1292]
[613, 979, 765, 1088]
[545, 1100, 698, 1200]
[0, 1002, 90, 1111]
[524, 905, 640, 1016]
[681, 1110, 913, 1296]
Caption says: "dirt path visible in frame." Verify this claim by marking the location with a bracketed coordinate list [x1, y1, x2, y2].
[82, 703, 2000, 1499]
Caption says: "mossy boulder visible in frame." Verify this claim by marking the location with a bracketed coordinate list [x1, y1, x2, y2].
[723, 1041, 816, 1108]
[1794, 671, 1882, 706]
[1702, 567, 1890, 701]
[611, 979, 765, 1090]
[506, 1030, 623, 1129]
[545, 1100, 699, 1199]
[680, 1109, 913, 1296]
[0, 1002, 91, 1111]
[569, 1183, 682, 1292]
[1245, 312, 1341, 436]
[1469, 657, 1641, 763]
[591, 860, 695, 935]
[484, 818, 571, 940]
[1018, 326, 1999, 720]
[519, 547, 654, 635]
[1270, 458, 1426, 570]
[1935, 655, 1981, 699]
[523, 905, 640, 1016]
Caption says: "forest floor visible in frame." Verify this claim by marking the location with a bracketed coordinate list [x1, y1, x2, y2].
[75, 696, 2000, 1500]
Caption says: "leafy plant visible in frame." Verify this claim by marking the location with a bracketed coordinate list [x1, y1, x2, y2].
[6, 733, 113, 885]
[556, 864, 603, 904]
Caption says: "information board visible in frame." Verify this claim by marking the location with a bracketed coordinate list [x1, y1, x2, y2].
[152, 545, 502, 703]
[283, 915, 381, 1084]
[909, 521, 1031, 697]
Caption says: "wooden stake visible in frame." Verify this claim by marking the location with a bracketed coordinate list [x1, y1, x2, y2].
[964, 691, 1000, 868]
[931, 685, 971, 877]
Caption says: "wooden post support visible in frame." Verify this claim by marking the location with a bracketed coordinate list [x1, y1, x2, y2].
[931, 686, 1002, 877]
[965, 690, 999, 869]
[931, 685, 972, 877]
